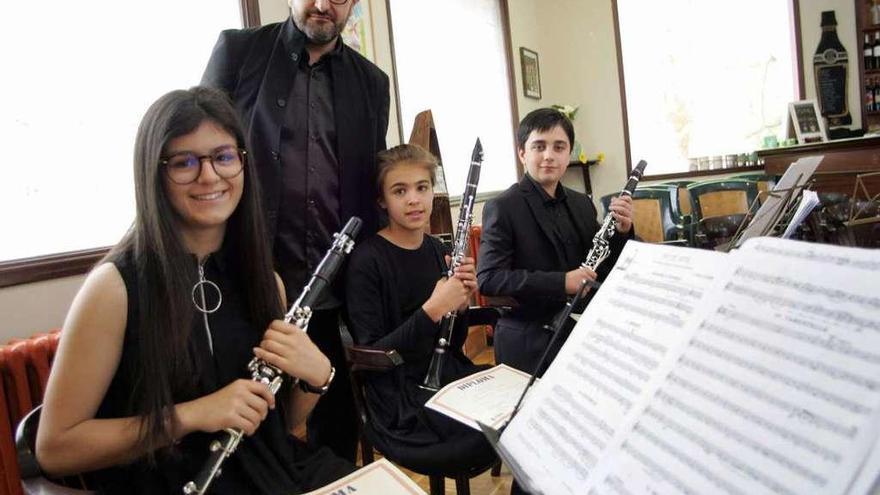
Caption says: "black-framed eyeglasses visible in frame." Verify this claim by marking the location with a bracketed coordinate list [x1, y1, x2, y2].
[161, 147, 246, 185]
[328, 0, 349, 4]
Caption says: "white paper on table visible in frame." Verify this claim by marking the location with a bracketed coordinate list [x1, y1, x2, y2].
[499, 241, 727, 495]
[425, 364, 532, 431]
[782, 189, 820, 238]
[736, 155, 823, 246]
[587, 238, 880, 495]
[301, 458, 426, 495]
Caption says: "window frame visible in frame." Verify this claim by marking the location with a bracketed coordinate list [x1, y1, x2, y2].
[0, 0, 258, 289]
[384, 0, 522, 196]
[612, 0, 806, 179]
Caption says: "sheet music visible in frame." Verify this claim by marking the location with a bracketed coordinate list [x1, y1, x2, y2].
[782, 189, 820, 238]
[735, 155, 823, 246]
[589, 238, 880, 495]
[301, 458, 426, 495]
[499, 241, 726, 494]
[846, 436, 880, 495]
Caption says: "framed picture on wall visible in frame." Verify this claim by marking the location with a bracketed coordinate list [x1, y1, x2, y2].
[788, 100, 828, 144]
[520, 47, 541, 99]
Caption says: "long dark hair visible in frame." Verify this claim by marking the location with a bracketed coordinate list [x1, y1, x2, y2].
[106, 87, 281, 457]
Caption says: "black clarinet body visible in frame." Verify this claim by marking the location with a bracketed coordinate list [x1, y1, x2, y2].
[183, 216, 362, 495]
[419, 139, 484, 392]
[544, 160, 647, 334]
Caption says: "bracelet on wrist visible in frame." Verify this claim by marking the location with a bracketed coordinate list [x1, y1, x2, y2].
[298, 366, 335, 395]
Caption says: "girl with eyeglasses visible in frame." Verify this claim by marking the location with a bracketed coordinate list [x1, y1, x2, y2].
[36, 87, 353, 494]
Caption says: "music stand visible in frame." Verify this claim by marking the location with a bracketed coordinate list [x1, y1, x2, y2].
[847, 171, 880, 226]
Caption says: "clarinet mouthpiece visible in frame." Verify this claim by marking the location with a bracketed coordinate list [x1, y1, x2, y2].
[471, 138, 483, 163]
[631, 160, 648, 180]
[340, 216, 362, 239]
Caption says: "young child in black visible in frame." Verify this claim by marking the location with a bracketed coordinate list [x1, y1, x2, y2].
[344, 144, 495, 475]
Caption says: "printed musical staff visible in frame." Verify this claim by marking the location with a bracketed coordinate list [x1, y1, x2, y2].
[497, 238, 880, 495]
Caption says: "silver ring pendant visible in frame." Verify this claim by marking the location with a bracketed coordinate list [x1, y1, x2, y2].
[191, 279, 222, 314]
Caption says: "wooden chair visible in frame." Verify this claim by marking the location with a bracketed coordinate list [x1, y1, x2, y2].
[468, 225, 502, 344]
[340, 314, 501, 495]
[631, 186, 687, 244]
[659, 180, 695, 220]
[600, 192, 616, 217]
[726, 172, 777, 200]
[687, 180, 759, 249]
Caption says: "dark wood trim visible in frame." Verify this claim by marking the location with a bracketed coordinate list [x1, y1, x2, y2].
[0, 248, 109, 289]
[757, 135, 880, 157]
[499, 0, 523, 179]
[239, 0, 261, 28]
[791, 0, 805, 99]
[384, 0, 405, 145]
[610, 0, 633, 176]
[643, 165, 766, 182]
[569, 160, 600, 196]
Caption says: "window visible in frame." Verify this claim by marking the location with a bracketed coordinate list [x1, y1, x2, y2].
[615, 0, 800, 176]
[1, 0, 242, 264]
[388, 0, 517, 198]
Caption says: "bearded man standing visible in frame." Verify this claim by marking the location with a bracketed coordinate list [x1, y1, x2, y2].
[202, 0, 390, 462]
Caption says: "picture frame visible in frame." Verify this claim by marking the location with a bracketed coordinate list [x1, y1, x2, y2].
[787, 100, 828, 144]
[340, 2, 372, 60]
[520, 47, 541, 99]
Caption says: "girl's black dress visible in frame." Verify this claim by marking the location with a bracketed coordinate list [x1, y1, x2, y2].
[89, 247, 352, 494]
[344, 234, 495, 475]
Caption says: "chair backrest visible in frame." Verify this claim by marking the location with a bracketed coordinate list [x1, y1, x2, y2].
[600, 193, 616, 217]
[687, 180, 760, 224]
[659, 180, 695, 218]
[339, 325, 403, 465]
[0, 331, 62, 495]
[468, 225, 486, 307]
[726, 172, 776, 198]
[631, 186, 682, 243]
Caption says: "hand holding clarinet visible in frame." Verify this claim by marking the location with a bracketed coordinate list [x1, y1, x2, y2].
[183, 217, 362, 495]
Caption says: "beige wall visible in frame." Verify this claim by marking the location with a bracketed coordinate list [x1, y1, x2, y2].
[0, 275, 83, 342]
[507, 0, 629, 205]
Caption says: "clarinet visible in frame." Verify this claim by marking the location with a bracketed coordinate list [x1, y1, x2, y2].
[419, 138, 484, 392]
[183, 216, 362, 495]
[544, 160, 647, 334]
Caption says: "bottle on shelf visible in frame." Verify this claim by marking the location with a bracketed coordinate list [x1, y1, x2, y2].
[874, 32, 880, 70]
[866, 34, 875, 71]
[872, 0, 880, 25]
[869, 78, 877, 113]
[813, 11, 852, 127]
[874, 78, 880, 112]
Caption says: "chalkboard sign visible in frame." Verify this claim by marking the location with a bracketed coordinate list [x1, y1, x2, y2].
[815, 65, 849, 124]
[788, 100, 828, 144]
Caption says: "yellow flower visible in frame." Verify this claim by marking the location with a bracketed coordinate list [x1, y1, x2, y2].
[550, 104, 579, 121]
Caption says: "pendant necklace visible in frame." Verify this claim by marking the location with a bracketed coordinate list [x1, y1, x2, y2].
[191, 260, 222, 355]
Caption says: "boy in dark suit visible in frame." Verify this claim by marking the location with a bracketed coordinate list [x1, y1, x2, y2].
[477, 108, 634, 374]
